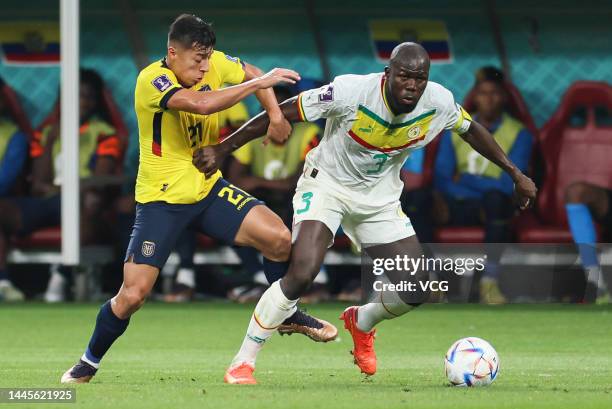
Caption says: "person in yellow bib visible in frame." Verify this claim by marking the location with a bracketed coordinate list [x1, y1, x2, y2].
[61, 14, 336, 384]
[433, 66, 533, 304]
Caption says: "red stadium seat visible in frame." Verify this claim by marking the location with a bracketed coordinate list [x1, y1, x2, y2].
[517, 81, 612, 243]
[12, 226, 62, 248]
[434, 81, 538, 243]
[434, 226, 485, 243]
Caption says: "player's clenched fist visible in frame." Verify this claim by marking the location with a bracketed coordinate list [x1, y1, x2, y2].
[263, 116, 292, 146]
[513, 172, 537, 210]
[193, 145, 229, 178]
[256, 68, 301, 89]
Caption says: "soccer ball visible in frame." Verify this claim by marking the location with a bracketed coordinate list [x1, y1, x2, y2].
[444, 337, 499, 387]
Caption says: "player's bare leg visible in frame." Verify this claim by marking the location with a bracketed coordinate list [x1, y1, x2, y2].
[341, 235, 429, 376]
[225, 220, 333, 384]
[234, 204, 292, 263]
[234, 205, 337, 342]
[61, 261, 159, 383]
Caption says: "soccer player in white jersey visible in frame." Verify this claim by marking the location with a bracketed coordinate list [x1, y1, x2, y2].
[193, 42, 537, 384]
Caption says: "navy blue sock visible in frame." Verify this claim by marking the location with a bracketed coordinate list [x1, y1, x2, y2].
[0, 270, 8, 281]
[233, 246, 264, 276]
[263, 257, 289, 284]
[83, 300, 130, 366]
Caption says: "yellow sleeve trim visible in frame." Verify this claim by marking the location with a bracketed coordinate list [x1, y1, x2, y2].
[453, 105, 472, 132]
[297, 93, 307, 122]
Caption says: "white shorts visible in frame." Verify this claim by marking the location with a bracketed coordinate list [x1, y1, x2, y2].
[291, 172, 416, 251]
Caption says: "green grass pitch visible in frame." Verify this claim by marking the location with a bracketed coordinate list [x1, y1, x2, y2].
[1, 303, 611, 409]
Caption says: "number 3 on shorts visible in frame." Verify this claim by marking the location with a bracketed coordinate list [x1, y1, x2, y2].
[296, 192, 313, 214]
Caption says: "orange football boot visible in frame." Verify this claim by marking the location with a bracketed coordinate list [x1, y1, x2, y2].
[224, 362, 257, 385]
[340, 306, 377, 376]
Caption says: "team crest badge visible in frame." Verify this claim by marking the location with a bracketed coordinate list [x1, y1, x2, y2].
[142, 241, 156, 257]
[151, 74, 172, 92]
[408, 126, 421, 139]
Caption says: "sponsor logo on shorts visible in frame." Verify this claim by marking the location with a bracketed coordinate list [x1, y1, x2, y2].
[151, 74, 172, 92]
[318, 85, 334, 102]
[237, 196, 255, 210]
[142, 241, 156, 257]
[408, 126, 421, 139]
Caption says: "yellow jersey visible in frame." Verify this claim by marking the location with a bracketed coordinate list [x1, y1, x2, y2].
[134, 50, 246, 204]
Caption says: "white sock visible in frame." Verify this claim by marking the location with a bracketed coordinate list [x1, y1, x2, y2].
[176, 268, 195, 288]
[0, 279, 10, 288]
[252, 270, 267, 286]
[313, 267, 329, 284]
[357, 291, 415, 333]
[231, 280, 297, 367]
[585, 266, 607, 290]
[80, 353, 100, 369]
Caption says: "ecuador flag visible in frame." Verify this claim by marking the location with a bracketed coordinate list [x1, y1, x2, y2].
[0, 22, 60, 65]
[369, 19, 452, 63]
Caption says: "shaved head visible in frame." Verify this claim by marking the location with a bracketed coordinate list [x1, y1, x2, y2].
[384, 42, 431, 114]
[389, 42, 430, 71]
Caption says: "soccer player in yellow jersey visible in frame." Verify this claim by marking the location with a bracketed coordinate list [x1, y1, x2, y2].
[61, 14, 336, 384]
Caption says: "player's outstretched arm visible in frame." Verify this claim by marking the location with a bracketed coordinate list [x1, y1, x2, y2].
[460, 121, 537, 209]
[193, 97, 303, 177]
[243, 62, 292, 145]
[166, 68, 300, 115]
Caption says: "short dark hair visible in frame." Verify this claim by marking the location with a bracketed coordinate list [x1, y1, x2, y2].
[168, 14, 216, 50]
[80, 68, 104, 99]
[80, 68, 108, 119]
[475, 66, 505, 87]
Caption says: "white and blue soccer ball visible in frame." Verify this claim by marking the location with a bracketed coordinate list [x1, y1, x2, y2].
[445, 337, 499, 387]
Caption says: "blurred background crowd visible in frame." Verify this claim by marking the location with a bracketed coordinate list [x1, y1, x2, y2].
[0, 0, 610, 305]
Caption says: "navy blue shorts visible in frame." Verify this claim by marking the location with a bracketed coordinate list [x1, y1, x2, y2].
[125, 178, 263, 269]
[11, 194, 62, 235]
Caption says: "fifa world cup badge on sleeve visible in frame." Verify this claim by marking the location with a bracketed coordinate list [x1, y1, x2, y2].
[319, 85, 334, 102]
[151, 75, 173, 92]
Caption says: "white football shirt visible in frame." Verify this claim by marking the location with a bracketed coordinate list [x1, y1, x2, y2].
[297, 73, 472, 206]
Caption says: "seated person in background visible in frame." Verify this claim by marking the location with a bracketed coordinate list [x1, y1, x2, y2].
[433, 66, 533, 304]
[0, 82, 29, 302]
[565, 183, 611, 303]
[0, 68, 121, 302]
[226, 86, 329, 303]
